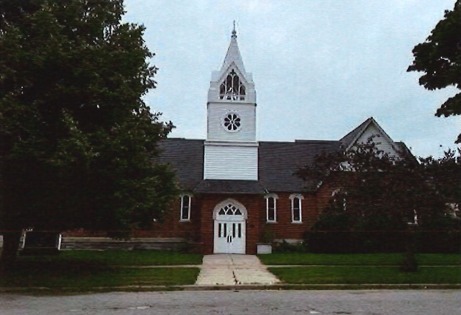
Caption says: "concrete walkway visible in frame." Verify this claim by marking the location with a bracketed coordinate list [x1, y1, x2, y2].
[195, 254, 280, 286]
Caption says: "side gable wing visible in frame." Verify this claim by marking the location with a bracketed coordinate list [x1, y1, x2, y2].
[341, 117, 402, 157]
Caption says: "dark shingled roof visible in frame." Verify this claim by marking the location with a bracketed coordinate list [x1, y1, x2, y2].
[156, 138, 204, 191]
[194, 180, 266, 194]
[156, 138, 341, 194]
[258, 140, 340, 192]
[155, 118, 409, 195]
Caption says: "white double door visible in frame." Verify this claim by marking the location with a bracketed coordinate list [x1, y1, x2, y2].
[213, 215, 246, 254]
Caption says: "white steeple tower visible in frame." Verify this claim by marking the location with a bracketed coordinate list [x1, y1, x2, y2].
[204, 25, 258, 181]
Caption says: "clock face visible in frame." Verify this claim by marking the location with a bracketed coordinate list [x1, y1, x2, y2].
[223, 112, 241, 132]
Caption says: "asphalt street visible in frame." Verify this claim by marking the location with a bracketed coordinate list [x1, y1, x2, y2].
[0, 290, 460, 315]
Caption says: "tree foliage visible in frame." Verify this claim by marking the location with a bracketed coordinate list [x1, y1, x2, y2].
[299, 139, 461, 253]
[407, 0, 461, 143]
[0, 0, 177, 263]
[300, 139, 446, 226]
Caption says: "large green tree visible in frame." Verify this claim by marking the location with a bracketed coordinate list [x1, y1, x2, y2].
[407, 0, 461, 143]
[300, 140, 445, 227]
[0, 0, 177, 265]
[298, 140, 461, 254]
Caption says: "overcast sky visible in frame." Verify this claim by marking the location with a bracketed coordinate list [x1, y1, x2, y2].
[124, 0, 460, 158]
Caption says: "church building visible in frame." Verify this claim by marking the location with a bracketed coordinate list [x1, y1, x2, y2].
[149, 28, 408, 255]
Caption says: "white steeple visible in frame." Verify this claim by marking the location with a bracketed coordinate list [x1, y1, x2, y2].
[208, 23, 255, 104]
[203, 25, 259, 181]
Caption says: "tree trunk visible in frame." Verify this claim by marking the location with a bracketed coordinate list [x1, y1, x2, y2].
[400, 227, 418, 272]
[0, 231, 21, 271]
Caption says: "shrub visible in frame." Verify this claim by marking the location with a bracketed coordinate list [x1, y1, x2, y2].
[304, 214, 461, 253]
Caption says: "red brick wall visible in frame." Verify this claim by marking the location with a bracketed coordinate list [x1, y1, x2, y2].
[261, 192, 318, 241]
[147, 197, 201, 241]
[194, 191, 334, 254]
[143, 189, 338, 254]
[65, 183, 339, 254]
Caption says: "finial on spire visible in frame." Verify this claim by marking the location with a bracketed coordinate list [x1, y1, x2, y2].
[232, 20, 237, 38]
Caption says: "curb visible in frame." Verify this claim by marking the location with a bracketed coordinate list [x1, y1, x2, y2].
[183, 283, 461, 291]
[1, 283, 460, 294]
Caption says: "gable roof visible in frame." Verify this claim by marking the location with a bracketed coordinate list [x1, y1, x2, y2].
[339, 117, 400, 154]
[156, 138, 340, 194]
[194, 180, 266, 194]
[156, 138, 204, 191]
[259, 140, 340, 192]
[340, 117, 373, 149]
[156, 118, 408, 195]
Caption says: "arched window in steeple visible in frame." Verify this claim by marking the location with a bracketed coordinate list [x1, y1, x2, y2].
[219, 69, 246, 101]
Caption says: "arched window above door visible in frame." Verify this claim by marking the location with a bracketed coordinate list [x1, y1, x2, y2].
[218, 203, 243, 216]
[213, 199, 248, 220]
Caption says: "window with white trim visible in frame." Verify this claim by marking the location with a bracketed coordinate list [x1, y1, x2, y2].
[265, 194, 278, 223]
[290, 194, 303, 223]
[179, 194, 192, 221]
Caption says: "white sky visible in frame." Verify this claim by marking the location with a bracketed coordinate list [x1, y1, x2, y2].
[124, 0, 460, 158]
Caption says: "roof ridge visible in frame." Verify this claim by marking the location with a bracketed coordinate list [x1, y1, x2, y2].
[339, 117, 374, 147]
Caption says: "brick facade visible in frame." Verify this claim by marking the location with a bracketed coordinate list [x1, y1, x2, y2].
[146, 187, 339, 254]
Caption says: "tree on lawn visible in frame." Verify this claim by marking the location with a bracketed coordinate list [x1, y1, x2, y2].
[419, 149, 461, 223]
[0, 0, 177, 266]
[407, 0, 461, 143]
[298, 139, 460, 256]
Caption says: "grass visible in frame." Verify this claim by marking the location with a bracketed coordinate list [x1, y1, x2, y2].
[258, 253, 461, 266]
[0, 264, 199, 289]
[269, 266, 461, 285]
[0, 250, 202, 291]
[2, 251, 459, 289]
[17, 249, 203, 266]
[260, 253, 461, 285]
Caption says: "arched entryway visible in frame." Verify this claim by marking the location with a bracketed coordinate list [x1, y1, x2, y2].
[213, 199, 247, 254]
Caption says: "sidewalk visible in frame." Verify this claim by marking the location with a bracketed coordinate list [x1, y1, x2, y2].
[195, 254, 280, 286]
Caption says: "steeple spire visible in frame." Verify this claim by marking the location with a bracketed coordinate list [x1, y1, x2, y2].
[232, 20, 237, 38]
[220, 21, 245, 73]
[208, 24, 255, 104]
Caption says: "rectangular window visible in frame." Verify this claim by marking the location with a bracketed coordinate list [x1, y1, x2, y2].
[180, 195, 191, 221]
[266, 196, 277, 222]
[291, 197, 302, 223]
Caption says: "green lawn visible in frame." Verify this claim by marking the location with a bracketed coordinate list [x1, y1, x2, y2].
[0, 250, 202, 291]
[0, 265, 200, 289]
[259, 253, 461, 266]
[18, 249, 203, 266]
[260, 253, 461, 285]
[2, 251, 460, 289]
[269, 266, 461, 285]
